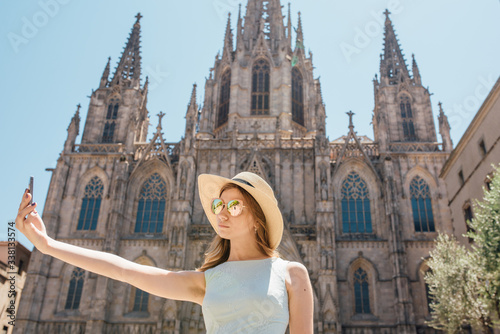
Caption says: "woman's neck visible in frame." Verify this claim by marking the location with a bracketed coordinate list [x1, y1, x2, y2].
[227, 242, 269, 262]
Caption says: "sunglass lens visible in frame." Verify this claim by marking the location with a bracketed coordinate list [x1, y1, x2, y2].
[227, 200, 242, 217]
[211, 199, 223, 215]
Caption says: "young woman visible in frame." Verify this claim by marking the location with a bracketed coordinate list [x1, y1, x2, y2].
[16, 172, 314, 333]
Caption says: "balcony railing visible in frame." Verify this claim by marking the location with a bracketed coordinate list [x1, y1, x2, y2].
[36, 322, 86, 334]
[74, 144, 124, 154]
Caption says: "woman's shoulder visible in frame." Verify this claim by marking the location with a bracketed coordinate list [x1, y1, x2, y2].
[283, 261, 309, 283]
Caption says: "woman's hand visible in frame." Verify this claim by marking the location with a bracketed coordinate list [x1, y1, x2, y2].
[15, 189, 50, 253]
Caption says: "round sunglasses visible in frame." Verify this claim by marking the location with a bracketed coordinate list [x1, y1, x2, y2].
[211, 198, 245, 217]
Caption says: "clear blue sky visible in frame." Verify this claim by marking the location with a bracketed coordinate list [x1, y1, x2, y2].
[1, 1, 499, 250]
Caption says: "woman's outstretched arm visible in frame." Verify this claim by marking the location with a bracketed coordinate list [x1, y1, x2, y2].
[16, 189, 205, 305]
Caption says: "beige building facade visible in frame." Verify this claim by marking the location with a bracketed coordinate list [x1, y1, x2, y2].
[440, 76, 500, 245]
[17, 2, 455, 333]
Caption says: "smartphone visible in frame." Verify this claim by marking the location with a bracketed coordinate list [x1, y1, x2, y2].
[29, 176, 34, 205]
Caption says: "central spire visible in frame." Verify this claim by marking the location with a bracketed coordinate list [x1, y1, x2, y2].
[242, 0, 287, 52]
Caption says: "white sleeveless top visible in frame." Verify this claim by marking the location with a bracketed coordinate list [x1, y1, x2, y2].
[202, 257, 290, 334]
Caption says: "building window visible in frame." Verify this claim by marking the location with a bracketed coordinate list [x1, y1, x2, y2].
[400, 95, 416, 141]
[479, 139, 487, 157]
[106, 99, 119, 120]
[132, 288, 149, 312]
[354, 268, 371, 314]
[65, 268, 85, 310]
[102, 122, 116, 143]
[464, 203, 474, 224]
[341, 172, 372, 233]
[135, 173, 167, 233]
[463, 202, 475, 243]
[18, 260, 24, 274]
[217, 69, 231, 128]
[458, 170, 465, 186]
[410, 176, 435, 232]
[77, 177, 103, 231]
[424, 270, 433, 314]
[291, 68, 304, 126]
[251, 59, 270, 115]
[486, 176, 492, 191]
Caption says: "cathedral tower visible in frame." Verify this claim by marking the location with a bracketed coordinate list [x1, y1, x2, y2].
[373, 10, 446, 152]
[197, 0, 324, 140]
[81, 13, 149, 152]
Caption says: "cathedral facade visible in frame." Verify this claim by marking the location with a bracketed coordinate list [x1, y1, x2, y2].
[17, 1, 454, 333]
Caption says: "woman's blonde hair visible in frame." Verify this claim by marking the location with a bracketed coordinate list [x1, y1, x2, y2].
[197, 183, 278, 272]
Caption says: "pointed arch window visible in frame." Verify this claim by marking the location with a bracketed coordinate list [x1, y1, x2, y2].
[251, 59, 270, 115]
[354, 268, 371, 314]
[410, 176, 435, 232]
[400, 95, 416, 141]
[131, 288, 149, 312]
[135, 173, 167, 233]
[102, 122, 116, 143]
[102, 99, 119, 142]
[341, 172, 372, 233]
[106, 98, 119, 120]
[217, 69, 231, 128]
[64, 268, 85, 310]
[291, 68, 304, 126]
[77, 177, 103, 231]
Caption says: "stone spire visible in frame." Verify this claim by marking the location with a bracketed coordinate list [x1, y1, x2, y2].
[64, 104, 81, 153]
[142, 75, 149, 96]
[295, 11, 304, 50]
[187, 83, 198, 116]
[438, 102, 453, 152]
[411, 53, 421, 85]
[99, 57, 111, 88]
[222, 13, 234, 60]
[184, 84, 198, 152]
[236, 4, 244, 51]
[286, 3, 292, 47]
[291, 11, 305, 67]
[110, 13, 143, 88]
[380, 10, 410, 85]
[242, 0, 287, 52]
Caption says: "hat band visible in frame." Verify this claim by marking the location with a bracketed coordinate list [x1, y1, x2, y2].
[232, 178, 254, 188]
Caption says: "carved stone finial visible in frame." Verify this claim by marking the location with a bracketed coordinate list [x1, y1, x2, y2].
[157, 111, 165, 131]
[346, 110, 355, 132]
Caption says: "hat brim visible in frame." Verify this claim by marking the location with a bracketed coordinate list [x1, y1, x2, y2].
[198, 174, 283, 250]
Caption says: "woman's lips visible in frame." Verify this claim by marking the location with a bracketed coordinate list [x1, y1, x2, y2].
[218, 224, 229, 229]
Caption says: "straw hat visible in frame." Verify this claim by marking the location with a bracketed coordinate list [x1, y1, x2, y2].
[198, 172, 283, 250]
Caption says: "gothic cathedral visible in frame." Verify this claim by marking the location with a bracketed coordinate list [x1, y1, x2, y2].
[18, 1, 454, 333]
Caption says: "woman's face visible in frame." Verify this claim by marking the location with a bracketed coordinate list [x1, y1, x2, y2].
[216, 188, 256, 242]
